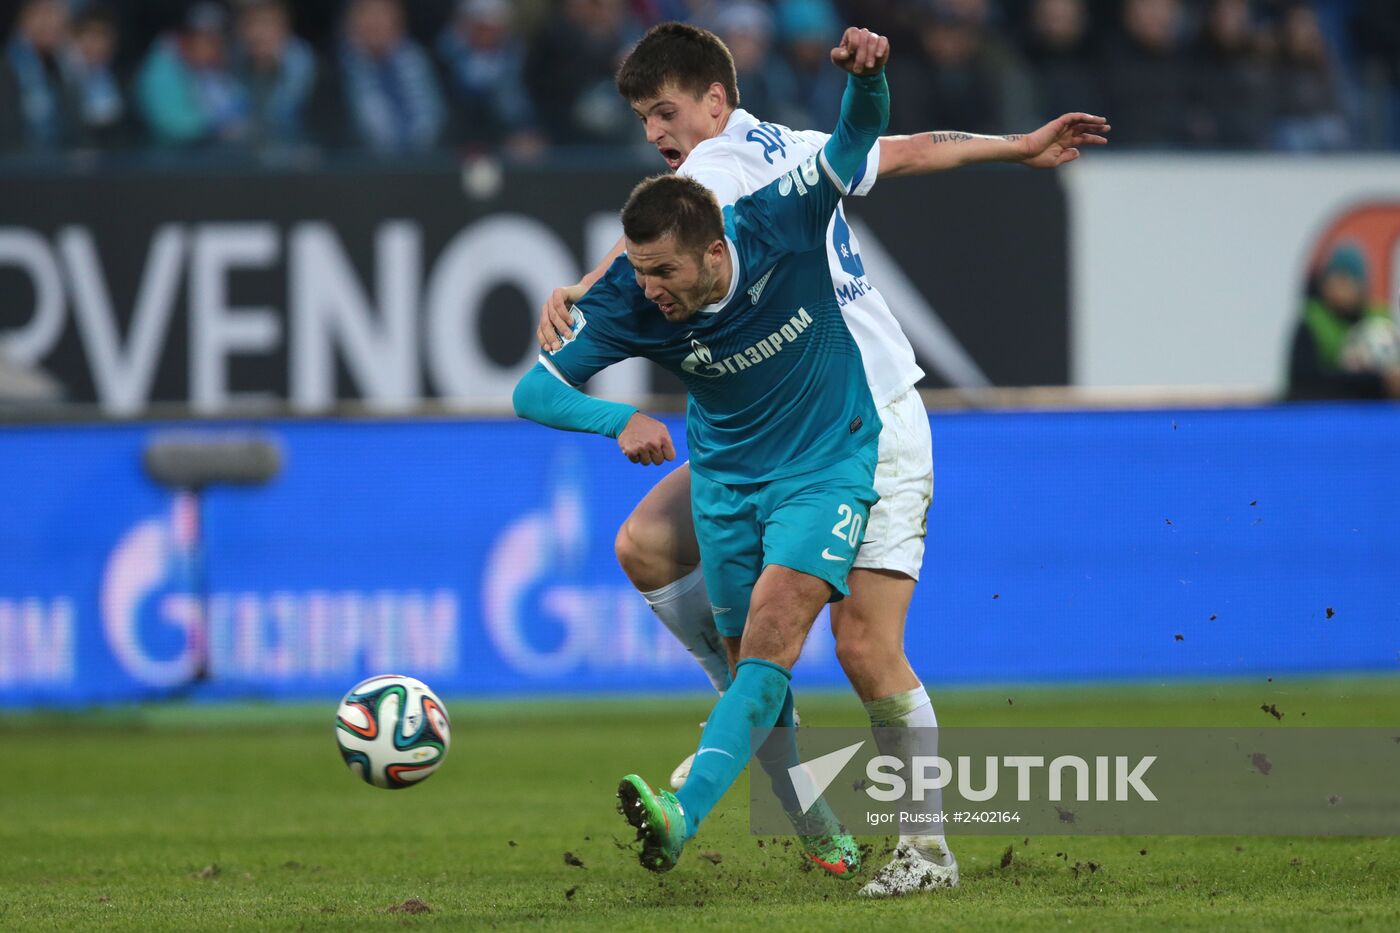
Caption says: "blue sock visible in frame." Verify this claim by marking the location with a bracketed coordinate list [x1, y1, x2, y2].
[675, 658, 792, 837]
[753, 687, 802, 813]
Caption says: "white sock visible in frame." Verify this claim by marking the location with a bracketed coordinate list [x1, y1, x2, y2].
[641, 565, 732, 693]
[864, 684, 952, 864]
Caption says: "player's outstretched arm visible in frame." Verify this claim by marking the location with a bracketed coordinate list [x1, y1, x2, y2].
[878, 112, 1111, 176]
[733, 28, 889, 255]
[821, 28, 890, 188]
[513, 362, 636, 437]
[513, 364, 676, 465]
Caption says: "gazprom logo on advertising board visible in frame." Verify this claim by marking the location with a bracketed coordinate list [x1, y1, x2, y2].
[480, 453, 698, 677]
[100, 494, 458, 688]
[0, 596, 73, 688]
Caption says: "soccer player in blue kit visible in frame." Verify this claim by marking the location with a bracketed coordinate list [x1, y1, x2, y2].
[532, 21, 1108, 896]
[513, 26, 894, 877]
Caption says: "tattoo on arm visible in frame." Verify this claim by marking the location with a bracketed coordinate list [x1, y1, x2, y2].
[926, 132, 1025, 144]
[926, 131, 975, 144]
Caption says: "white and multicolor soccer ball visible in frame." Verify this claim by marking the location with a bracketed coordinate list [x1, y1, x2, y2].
[335, 675, 451, 789]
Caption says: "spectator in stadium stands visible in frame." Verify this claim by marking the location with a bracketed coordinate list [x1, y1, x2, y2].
[777, 0, 851, 129]
[633, 0, 715, 26]
[1, 0, 72, 148]
[524, 0, 639, 145]
[1020, 0, 1105, 124]
[135, 2, 250, 146]
[1188, 0, 1272, 148]
[1272, 1, 1351, 151]
[886, 0, 1030, 138]
[1287, 244, 1400, 401]
[1351, 0, 1400, 147]
[63, 6, 128, 148]
[831, 0, 922, 50]
[232, 0, 318, 147]
[1, 1, 130, 150]
[1102, 0, 1192, 147]
[714, 1, 805, 129]
[436, 0, 546, 157]
[338, 0, 446, 152]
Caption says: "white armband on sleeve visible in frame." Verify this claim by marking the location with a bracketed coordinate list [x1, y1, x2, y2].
[790, 130, 880, 196]
[850, 139, 880, 196]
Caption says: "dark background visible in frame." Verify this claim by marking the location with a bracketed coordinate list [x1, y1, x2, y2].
[0, 159, 1067, 408]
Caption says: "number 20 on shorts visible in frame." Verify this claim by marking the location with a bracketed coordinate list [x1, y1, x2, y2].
[831, 503, 862, 547]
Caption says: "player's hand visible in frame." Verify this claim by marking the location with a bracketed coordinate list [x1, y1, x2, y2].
[618, 413, 676, 466]
[1017, 112, 1111, 168]
[537, 283, 587, 352]
[830, 27, 889, 76]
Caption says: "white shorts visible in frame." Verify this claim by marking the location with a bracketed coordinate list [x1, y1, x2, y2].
[853, 387, 933, 579]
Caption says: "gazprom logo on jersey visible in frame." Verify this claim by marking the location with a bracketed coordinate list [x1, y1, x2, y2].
[681, 308, 814, 378]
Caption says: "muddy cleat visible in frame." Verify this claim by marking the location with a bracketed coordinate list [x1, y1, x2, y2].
[858, 842, 960, 897]
[616, 774, 689, 872]
[788, 801, 861, 877]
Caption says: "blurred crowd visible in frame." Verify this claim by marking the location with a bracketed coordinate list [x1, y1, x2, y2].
[3, 0, 1399, 158]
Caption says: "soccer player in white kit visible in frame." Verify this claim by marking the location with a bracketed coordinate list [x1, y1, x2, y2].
[536, 22, 1108, 896]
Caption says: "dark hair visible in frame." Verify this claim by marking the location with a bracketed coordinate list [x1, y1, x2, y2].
[237, 0, 290, 17]
[621, 174, 724, 257]
[72, 4, 117, 32]
[616, 22, 740, 108]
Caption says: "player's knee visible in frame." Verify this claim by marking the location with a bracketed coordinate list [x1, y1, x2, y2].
[834, 630, 874, 679]
[614, 515, 674, 592]
[834, 619, 903, 679]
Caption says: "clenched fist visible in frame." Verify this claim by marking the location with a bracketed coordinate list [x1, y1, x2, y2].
[831, 27, 889, 76]
[618, 412, 676, 466]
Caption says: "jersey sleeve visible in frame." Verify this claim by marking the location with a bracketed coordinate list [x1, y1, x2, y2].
[789, 129, 881, 196]
[513, 362, 638, 438]
[543, 259, 637, 387]
[728, 73, 888, 262]
[728, 153, 844, 262]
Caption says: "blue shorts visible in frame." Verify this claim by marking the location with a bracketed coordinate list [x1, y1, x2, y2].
[690, 445, 880, 638]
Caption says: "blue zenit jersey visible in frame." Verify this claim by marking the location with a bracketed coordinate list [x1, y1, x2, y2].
[543, 152, 880, 485]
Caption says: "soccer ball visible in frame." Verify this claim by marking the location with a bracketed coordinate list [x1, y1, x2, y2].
[334, 675, 451, 789]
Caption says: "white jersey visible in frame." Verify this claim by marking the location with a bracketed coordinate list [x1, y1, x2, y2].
[678, 108, 924, 407]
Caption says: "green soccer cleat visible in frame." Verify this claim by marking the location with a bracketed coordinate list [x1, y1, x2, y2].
[616, 774, 689, 872]
[788, 801, 862, 877]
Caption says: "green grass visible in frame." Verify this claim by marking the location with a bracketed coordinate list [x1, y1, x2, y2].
[3, 676, 1400, 931]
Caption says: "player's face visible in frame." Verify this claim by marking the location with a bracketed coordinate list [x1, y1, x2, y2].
[627, 233, 726, 322]
[630, 82, 729, 171]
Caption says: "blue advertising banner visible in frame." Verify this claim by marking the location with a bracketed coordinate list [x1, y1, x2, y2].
[1, 405, 1397, 707]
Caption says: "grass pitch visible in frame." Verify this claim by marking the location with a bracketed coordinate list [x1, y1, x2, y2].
[3, 676, 1400, 931]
